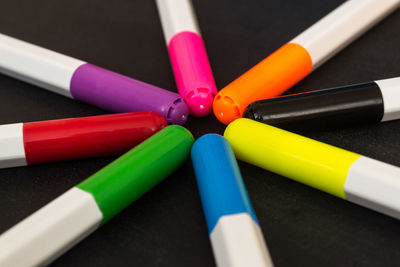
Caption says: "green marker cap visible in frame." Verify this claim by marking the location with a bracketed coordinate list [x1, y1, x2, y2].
[77, 125, 194, 225]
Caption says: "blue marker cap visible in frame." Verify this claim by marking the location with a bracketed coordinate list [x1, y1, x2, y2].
[191, 134, 258, 233]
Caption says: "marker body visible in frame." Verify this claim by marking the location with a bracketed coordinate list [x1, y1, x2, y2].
[0, 125, 194, 266]
[0, 111, 167, 168]
[213, 0, 400, 124]
[225, 119, 400, 220]
[244, 78, 400, 130]
[156, 0, 217, 117]
[0, 123, 26, 168]
[191, 134, 273, 267]
[0, 33, 188, 124]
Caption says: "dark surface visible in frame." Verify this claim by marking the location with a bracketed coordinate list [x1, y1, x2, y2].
[0, 0, 399, 266]
[244, 82, 384, 131]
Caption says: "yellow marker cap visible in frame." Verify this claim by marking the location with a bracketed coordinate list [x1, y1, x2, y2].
[224, 119, 361, 199]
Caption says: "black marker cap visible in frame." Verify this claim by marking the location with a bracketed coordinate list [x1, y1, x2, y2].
[244, 81, 384, 131]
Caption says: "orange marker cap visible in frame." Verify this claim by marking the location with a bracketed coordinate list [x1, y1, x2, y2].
[213, 43, 313, 124]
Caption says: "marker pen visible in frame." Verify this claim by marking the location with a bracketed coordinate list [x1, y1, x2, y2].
[225, 119, 400, 220]
[0, 111, 167, 168]
[156, 0, 217, 117]
[213, 0, 400, 124]
[244, 77, 400, 130]
[0, 125, 194, 266]
[0, 33, 188, 125]
[191, 134, 273, 267]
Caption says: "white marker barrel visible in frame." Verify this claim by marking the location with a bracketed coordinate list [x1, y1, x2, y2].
[290, 0, 400, 69]
[0, 34, 84, 97]
[156, 0, 200, 43]
[345, 157, 400, 219]
[375, 77, 400, 121]
[0, 123, 26, 168]
[0, 188, 102, 266]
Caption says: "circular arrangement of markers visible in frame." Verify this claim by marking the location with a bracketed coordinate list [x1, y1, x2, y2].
[0, 0, 399, 266]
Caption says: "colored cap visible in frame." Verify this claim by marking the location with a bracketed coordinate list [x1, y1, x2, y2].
[243, 105, 256, 120]
[23, 111, 167, 165]
[224, 119, 360, 198]
[214, 43, 312, 124]
[191, 134, 257, 233]
[213, 93, 242, 125]
[168, 31, 217, 117]
[77, 125, 194, 225]
[243, 82, 384, 130]
[70, 64, 189, 125]
[185, 87, 215, 117]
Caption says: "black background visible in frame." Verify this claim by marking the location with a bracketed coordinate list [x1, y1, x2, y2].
[0, 0, 400, 266]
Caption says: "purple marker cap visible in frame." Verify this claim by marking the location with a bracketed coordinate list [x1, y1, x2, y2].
[70, 64, 188, 125]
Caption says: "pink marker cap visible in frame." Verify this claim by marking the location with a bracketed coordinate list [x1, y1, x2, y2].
[168, 31, 217, 117]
